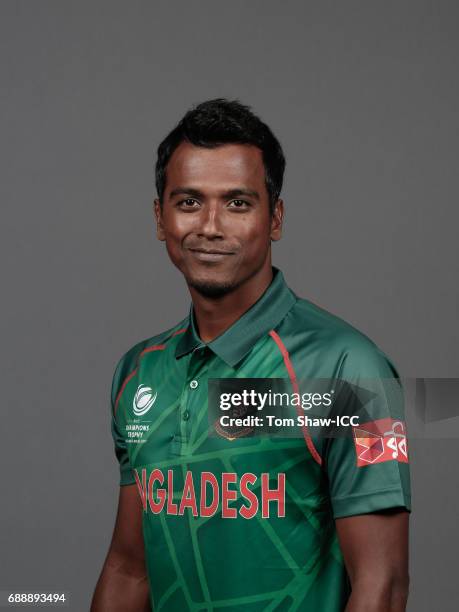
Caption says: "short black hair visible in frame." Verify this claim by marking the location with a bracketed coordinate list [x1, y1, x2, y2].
[155, 98, 285, 215]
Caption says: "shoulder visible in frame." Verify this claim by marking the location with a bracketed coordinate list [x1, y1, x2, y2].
[110, 316, 188, 404]
[284, 295, 400, 378]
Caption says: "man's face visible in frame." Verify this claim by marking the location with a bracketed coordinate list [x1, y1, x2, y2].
[154, 142, 283, 297]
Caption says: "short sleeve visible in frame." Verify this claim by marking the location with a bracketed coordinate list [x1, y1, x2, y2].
[325, 337, 411, 519]
[110, 356, 136, 486]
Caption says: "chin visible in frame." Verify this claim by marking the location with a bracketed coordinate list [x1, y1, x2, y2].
[186, 271, 239, 298]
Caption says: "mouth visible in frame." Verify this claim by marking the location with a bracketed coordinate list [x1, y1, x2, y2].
[188, 248, 235, 262]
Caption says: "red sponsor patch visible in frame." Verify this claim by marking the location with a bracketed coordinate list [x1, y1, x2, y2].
[353, 418, 409, 467]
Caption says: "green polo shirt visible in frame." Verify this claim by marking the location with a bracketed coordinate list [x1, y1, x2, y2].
[110, 266, 411, 611]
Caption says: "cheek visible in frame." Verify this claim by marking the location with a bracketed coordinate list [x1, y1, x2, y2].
[242, 219, 271, 248]
[162, 221, 183, 258]
[163, 214, 191, 244]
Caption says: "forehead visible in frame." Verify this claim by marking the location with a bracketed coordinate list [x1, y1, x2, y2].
[165, 142, 266, 192]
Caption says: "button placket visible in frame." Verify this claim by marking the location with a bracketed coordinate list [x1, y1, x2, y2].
[171, 348, 211, 456]
[178, 355, 196, 440]
[183, 350, 210, 438]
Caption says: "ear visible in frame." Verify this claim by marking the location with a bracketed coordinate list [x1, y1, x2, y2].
[154, 198, 166, 241]
[270, 199, 284, 242]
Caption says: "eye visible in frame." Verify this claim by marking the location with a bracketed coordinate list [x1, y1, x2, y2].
[178, 198, 200, 209]
[228, 199, 250, 209]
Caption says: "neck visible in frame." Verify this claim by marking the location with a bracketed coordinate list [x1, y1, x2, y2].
[189, 262, 274, 343]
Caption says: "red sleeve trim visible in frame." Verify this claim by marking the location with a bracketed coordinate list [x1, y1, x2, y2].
[269, 329, 323, 466]
[171, 327, 187, 336]
[139, 344, 167, 357]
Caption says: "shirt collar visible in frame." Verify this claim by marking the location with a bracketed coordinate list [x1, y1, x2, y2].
[175, 266, 297, 367]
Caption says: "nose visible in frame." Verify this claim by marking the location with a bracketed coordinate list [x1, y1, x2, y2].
[197, 201, 224, 239]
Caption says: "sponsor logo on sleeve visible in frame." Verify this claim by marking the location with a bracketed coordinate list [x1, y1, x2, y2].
[353, 418, 408, 467]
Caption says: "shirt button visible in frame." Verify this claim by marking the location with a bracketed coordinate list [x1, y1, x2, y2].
[190, 380, 198, 389]
[182, 410, 190, 421]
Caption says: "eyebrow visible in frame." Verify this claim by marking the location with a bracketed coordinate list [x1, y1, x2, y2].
[168, 187, 260, 200]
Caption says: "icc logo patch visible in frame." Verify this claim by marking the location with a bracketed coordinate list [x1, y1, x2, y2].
[353, 418, 409, 467]
[133, 384, 157, 416]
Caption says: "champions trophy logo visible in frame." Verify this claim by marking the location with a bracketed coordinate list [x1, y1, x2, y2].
[133, 384, 157, 417]
[353, 418, 409, 467]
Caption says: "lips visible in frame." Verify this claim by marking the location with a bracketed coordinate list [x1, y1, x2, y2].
[188, 248, 235, 262]
[189, 248, 234, 255]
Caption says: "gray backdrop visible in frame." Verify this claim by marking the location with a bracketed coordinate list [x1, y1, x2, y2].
[1, 1, 458, 610]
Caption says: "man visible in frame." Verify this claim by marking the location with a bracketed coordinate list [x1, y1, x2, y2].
[91, 99, 411, 611]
